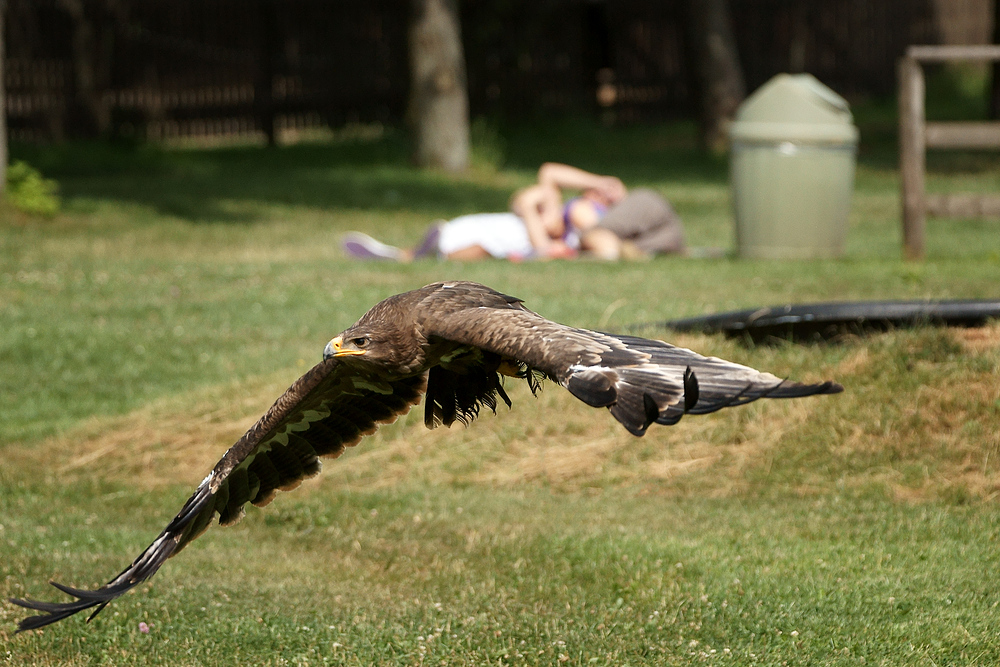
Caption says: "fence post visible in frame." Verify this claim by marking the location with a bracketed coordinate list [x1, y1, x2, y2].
[898, 55, 926, 260]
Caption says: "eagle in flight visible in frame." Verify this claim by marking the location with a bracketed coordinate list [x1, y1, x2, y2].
[11, 281, 841, 632]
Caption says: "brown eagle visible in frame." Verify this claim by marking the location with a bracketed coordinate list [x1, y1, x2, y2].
[11, 281, 841, 631]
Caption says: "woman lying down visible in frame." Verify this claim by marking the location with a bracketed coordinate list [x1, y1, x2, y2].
[343, 163, 686, 262]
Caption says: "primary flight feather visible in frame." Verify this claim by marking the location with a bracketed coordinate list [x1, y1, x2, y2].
[11, 281, 842, 631]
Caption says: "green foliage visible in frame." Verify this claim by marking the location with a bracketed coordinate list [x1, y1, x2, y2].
[924, 62, 993, 121]
[4, 160, 61, 217]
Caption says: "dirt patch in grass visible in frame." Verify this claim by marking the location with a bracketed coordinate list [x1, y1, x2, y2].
[10, 328, 1000, 503]
[3, 379, 832, 504]
[954, 321, 1000, 354]
[7, 373, 291, 491]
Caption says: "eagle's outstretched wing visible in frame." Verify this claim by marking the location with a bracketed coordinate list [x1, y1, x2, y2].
[12, 280, 842, 632]
[424, 301, 842, 436]
[10, 359, 425, 632]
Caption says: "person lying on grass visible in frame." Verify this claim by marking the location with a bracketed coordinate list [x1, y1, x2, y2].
[343, 163, 686, 262]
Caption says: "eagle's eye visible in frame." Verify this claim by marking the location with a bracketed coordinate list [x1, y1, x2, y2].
[351, 337, 369, 348]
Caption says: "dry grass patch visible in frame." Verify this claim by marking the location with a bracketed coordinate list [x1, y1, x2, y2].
[954, 320, 1000, 354]
[7, 370, 298, 490]
[11, 326, 1000, 504]
[8, 368, 837, 502]
[800, 327, 1000, 501]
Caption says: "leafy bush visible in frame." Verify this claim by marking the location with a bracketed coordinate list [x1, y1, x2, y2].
[5, 160, 60, 217]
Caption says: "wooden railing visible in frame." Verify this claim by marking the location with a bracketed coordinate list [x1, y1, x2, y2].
[898, 44, 1000, 259]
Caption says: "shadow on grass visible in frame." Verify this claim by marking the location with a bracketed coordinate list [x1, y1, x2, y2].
[12, 114, 998, 225]
[10, 132, 514, 224]
[9, 120, 736, 225]
[499, 118, 731, 186]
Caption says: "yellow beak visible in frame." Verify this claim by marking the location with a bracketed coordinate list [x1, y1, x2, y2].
[324, 336, 366, 359]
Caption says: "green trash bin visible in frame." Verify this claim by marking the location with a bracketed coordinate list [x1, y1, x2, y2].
[729, 73, 858, 259]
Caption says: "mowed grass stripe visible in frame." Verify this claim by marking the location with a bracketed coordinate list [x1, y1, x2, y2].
[3, 487, 1000, 664]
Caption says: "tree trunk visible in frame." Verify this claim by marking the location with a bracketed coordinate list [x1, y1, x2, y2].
[59, 0, 112, 137]
[687, 0, 746, 153]
[0, 0, 7, 199]
[408, 0, 469, 172]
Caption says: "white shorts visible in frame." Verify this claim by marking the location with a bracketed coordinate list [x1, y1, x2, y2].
[437, 213, 533, 259]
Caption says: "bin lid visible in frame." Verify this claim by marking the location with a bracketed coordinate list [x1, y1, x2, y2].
[730, 73, 859, 145]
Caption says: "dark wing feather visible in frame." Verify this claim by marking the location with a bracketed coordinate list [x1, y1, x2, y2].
[10, 358, 425, 632]
[424, 301, 841, 436]
[423, 354, 512, 428]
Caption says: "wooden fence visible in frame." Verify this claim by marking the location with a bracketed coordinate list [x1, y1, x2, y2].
[4, 0, 945, 142]
[899, 44, 1000, 259]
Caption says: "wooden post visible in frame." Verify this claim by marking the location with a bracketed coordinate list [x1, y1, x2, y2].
[898, 55, 925, 260]
[899, 45, 1000, 260]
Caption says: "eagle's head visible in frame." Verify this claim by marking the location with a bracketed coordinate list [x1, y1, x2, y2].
[323, 329, 373, 359]
[323, 297, 423, 373]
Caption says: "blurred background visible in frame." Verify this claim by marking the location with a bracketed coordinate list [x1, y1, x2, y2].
[0, 0, 996, 149]
[5, 4, 1000, 663]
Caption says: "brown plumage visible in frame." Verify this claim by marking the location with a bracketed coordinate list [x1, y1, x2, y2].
[11, 281, 842, 632]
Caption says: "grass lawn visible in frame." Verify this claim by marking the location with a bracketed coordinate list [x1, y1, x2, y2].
[2, 117, 1000, 665]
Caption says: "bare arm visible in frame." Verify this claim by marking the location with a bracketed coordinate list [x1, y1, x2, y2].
[537, 163, 626, 202]
[510, 184, 562, 255]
